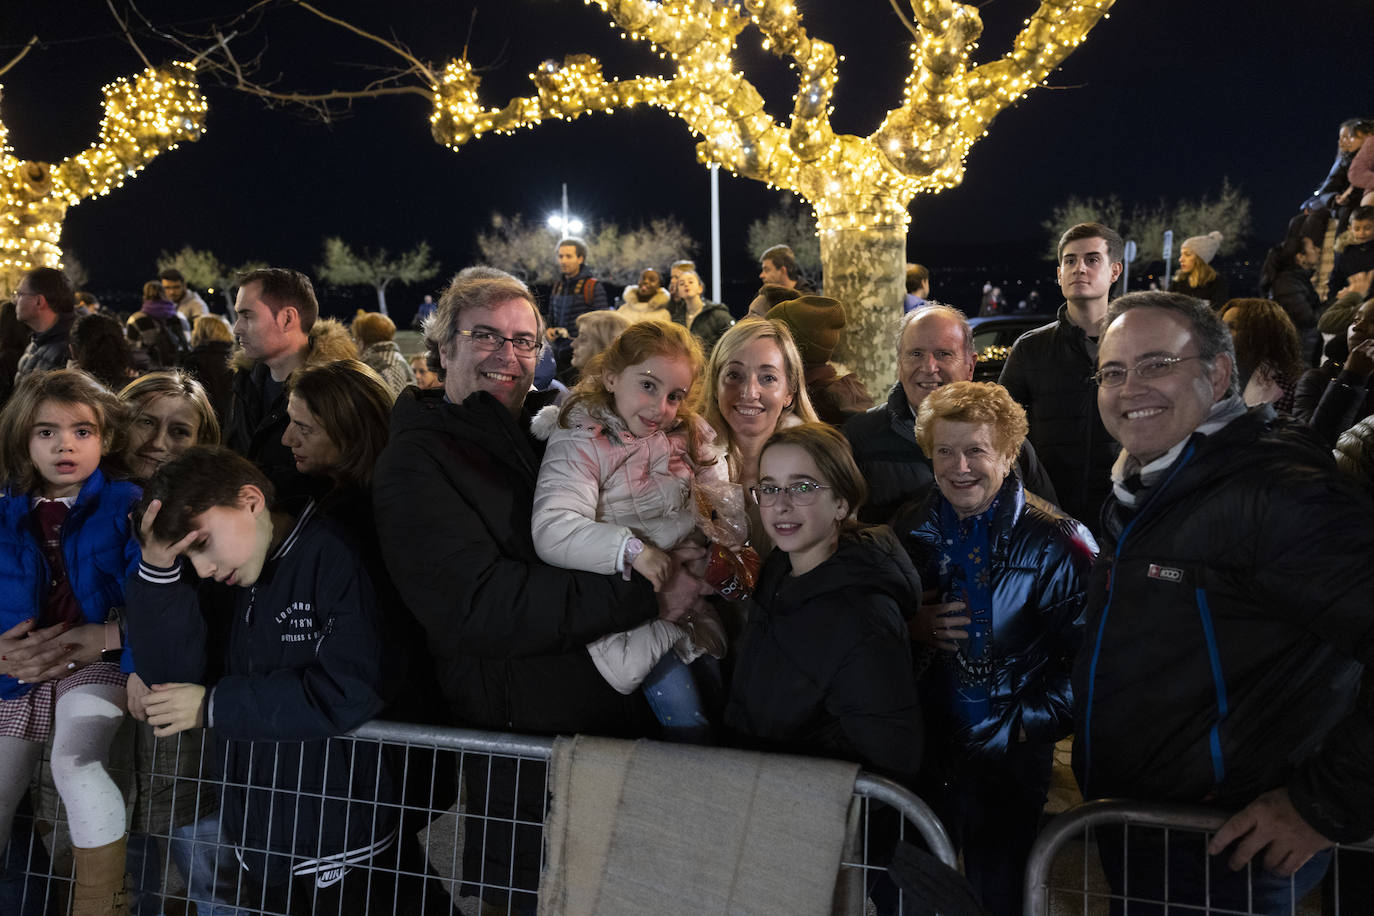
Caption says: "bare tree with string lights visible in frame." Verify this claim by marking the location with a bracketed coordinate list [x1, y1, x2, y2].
[168, 0, 1114, 387]
[0, 32, 206, 292]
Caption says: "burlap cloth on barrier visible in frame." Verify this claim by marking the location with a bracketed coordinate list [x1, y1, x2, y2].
[537, 735, 860, 916]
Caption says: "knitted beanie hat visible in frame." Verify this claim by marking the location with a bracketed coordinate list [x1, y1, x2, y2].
[1182, 231, 1224, 264]
[766, 295, 845, 365]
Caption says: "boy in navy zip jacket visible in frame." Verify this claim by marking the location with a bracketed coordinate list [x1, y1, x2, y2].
[124, 446, 396, 915]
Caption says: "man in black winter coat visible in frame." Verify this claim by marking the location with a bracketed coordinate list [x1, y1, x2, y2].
[372, 270, 708, 910]
[845, 303, 1057, 524]
[1075, 291, 1374, 912]
[999, 222, 1123, 532]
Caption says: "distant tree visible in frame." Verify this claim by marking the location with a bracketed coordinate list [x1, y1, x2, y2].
[587, 218, 696, 288]
[747, 196, 822, 289]
[157, 246, 267, 310]
[317, 238, 439, 316]
[61, 253, 89, 291]
[476, 213, 697, 289]
[1045, 180, 1252, 268]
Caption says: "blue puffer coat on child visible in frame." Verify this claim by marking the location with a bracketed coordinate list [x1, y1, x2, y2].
[0, 468, 141, 700]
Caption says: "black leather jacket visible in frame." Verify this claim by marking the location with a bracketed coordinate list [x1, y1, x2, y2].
[894, 472, 1095, 762]
[1073, 408, 1374, 842]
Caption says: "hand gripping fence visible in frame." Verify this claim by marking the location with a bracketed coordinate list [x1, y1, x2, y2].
[1024, 798, 1374, 915]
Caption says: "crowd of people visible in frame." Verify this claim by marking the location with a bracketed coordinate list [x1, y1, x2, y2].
[0, 123, 1373, 914]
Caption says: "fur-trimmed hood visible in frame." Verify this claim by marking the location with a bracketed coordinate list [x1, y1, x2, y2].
[228, 317, 356, 373]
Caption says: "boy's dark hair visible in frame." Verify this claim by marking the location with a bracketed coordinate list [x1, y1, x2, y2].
[158, 268, 186, 283]
[134, 445, 274, 545]
[556, 237, 588, 261]
[1352, 206, 1374, 224]
[761, 244, 799, 280]
[1057, 222, 1125, 264]
[906, 263, 930, 293]
[754, 283, 801, 311]
[26, 267, 75, 315]
[1340, 118, 1374, 137]
[236, 267, 319, 332]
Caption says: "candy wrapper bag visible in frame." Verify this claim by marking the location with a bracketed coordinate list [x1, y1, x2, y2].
[693, 477, 762, 600]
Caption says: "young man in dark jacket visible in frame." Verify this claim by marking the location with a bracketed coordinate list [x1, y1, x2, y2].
[999, 222, 1124, 532]
[545, 237, 608, 381]
[372, 270, 708, 910]
[126, 446, 395, 915]
[1075, 291, 1374, 912]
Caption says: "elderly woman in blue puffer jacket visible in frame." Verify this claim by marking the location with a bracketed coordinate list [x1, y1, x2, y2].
[893, 380, 1096, 916]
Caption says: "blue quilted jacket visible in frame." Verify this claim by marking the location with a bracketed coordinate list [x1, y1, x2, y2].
[0, 469, 141, 700]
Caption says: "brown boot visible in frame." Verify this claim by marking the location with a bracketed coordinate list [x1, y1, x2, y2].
[71, 835, 130, 916]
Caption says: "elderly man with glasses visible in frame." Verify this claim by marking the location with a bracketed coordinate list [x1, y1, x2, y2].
[1074, 290, 1374, 913]
[372, 268, 708, 914]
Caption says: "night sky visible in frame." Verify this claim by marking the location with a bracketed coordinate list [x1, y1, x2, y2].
[4, 0, 1370, 320]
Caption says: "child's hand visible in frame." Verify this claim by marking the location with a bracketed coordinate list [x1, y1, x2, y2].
[136, 499, 201, 568]
[126, 673, 151, 721]
[632, 544, 674, 591]
[1, 619, 72, 683]
[144, 683, 207, 737]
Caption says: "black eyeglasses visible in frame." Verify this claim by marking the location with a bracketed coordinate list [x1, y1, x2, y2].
[1091, 355, 1206, 388]
[455, 329, 541, 355]
[751, 481, 832, 507]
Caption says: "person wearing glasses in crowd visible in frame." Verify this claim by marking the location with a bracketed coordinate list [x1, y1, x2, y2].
[13, 268, 77, 383]
[372, 270, 709, 913]
[724, 422, 921, 784]
[1074, 291, 1374, 912]
[894, 381, 1095, 916]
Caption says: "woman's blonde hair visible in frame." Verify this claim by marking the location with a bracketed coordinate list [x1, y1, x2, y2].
[0, 370, 125, 493]
[191, 315, 233, 346]
[914, 381, 1028, 462]
[141, 280, 163, 301]
[574, 310, 631, 359]
[119, 370, 221, 446]
[701, 317, 818, 451]
[561, 319, 711, 461]
[1178, 249, 1219, 289]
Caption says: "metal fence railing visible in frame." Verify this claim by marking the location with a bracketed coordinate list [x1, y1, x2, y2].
[1024, 798, 1374, 915]
[3, 718, 956, 915]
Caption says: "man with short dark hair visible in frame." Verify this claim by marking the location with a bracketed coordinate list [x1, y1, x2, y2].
[13, 267, 76, 382]
[846, 304, 1056, 523]
[759, 244, 801, 290]
[999, 222, 1124, 530]
[904, 263, 930, 312]
[1076, 290, 1374, 912]
[373, 269, 707, 911]
[545, 237, 608, 380]
[159, 268, 209, 321]
[224, 268, 322, 497]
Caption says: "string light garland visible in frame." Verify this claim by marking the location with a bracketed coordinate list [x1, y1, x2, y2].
[0, 62, 207, 285]
[429, 0, 1114, 232]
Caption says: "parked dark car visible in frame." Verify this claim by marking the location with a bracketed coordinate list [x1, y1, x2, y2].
[968, 314, 1051, 381]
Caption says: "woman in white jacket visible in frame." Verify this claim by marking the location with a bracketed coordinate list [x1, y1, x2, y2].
[532, 320, 743, 738]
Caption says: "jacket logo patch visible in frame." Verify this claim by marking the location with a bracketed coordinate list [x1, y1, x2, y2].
[1147, 564, 1183, 583]
[276, 601, 320, 644]
[315, 865, 347, 888]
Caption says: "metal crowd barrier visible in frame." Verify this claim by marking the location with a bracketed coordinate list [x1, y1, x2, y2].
[4, 718, 956, 915]
[1024, 798, 1374, 915]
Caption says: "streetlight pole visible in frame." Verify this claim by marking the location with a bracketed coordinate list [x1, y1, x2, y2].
[710, 164, 722, 302]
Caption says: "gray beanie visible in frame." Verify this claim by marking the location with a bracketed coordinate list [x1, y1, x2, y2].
[1182, 231, 1224, 264]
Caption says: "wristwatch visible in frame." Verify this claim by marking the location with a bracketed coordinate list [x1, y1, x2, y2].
[622, 537, 645, 581]
[99, 610, 122, 664]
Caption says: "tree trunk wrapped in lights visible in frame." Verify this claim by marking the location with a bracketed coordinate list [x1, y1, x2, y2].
[0, 63, 207, 291]
[429, 0, 1113, 389]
